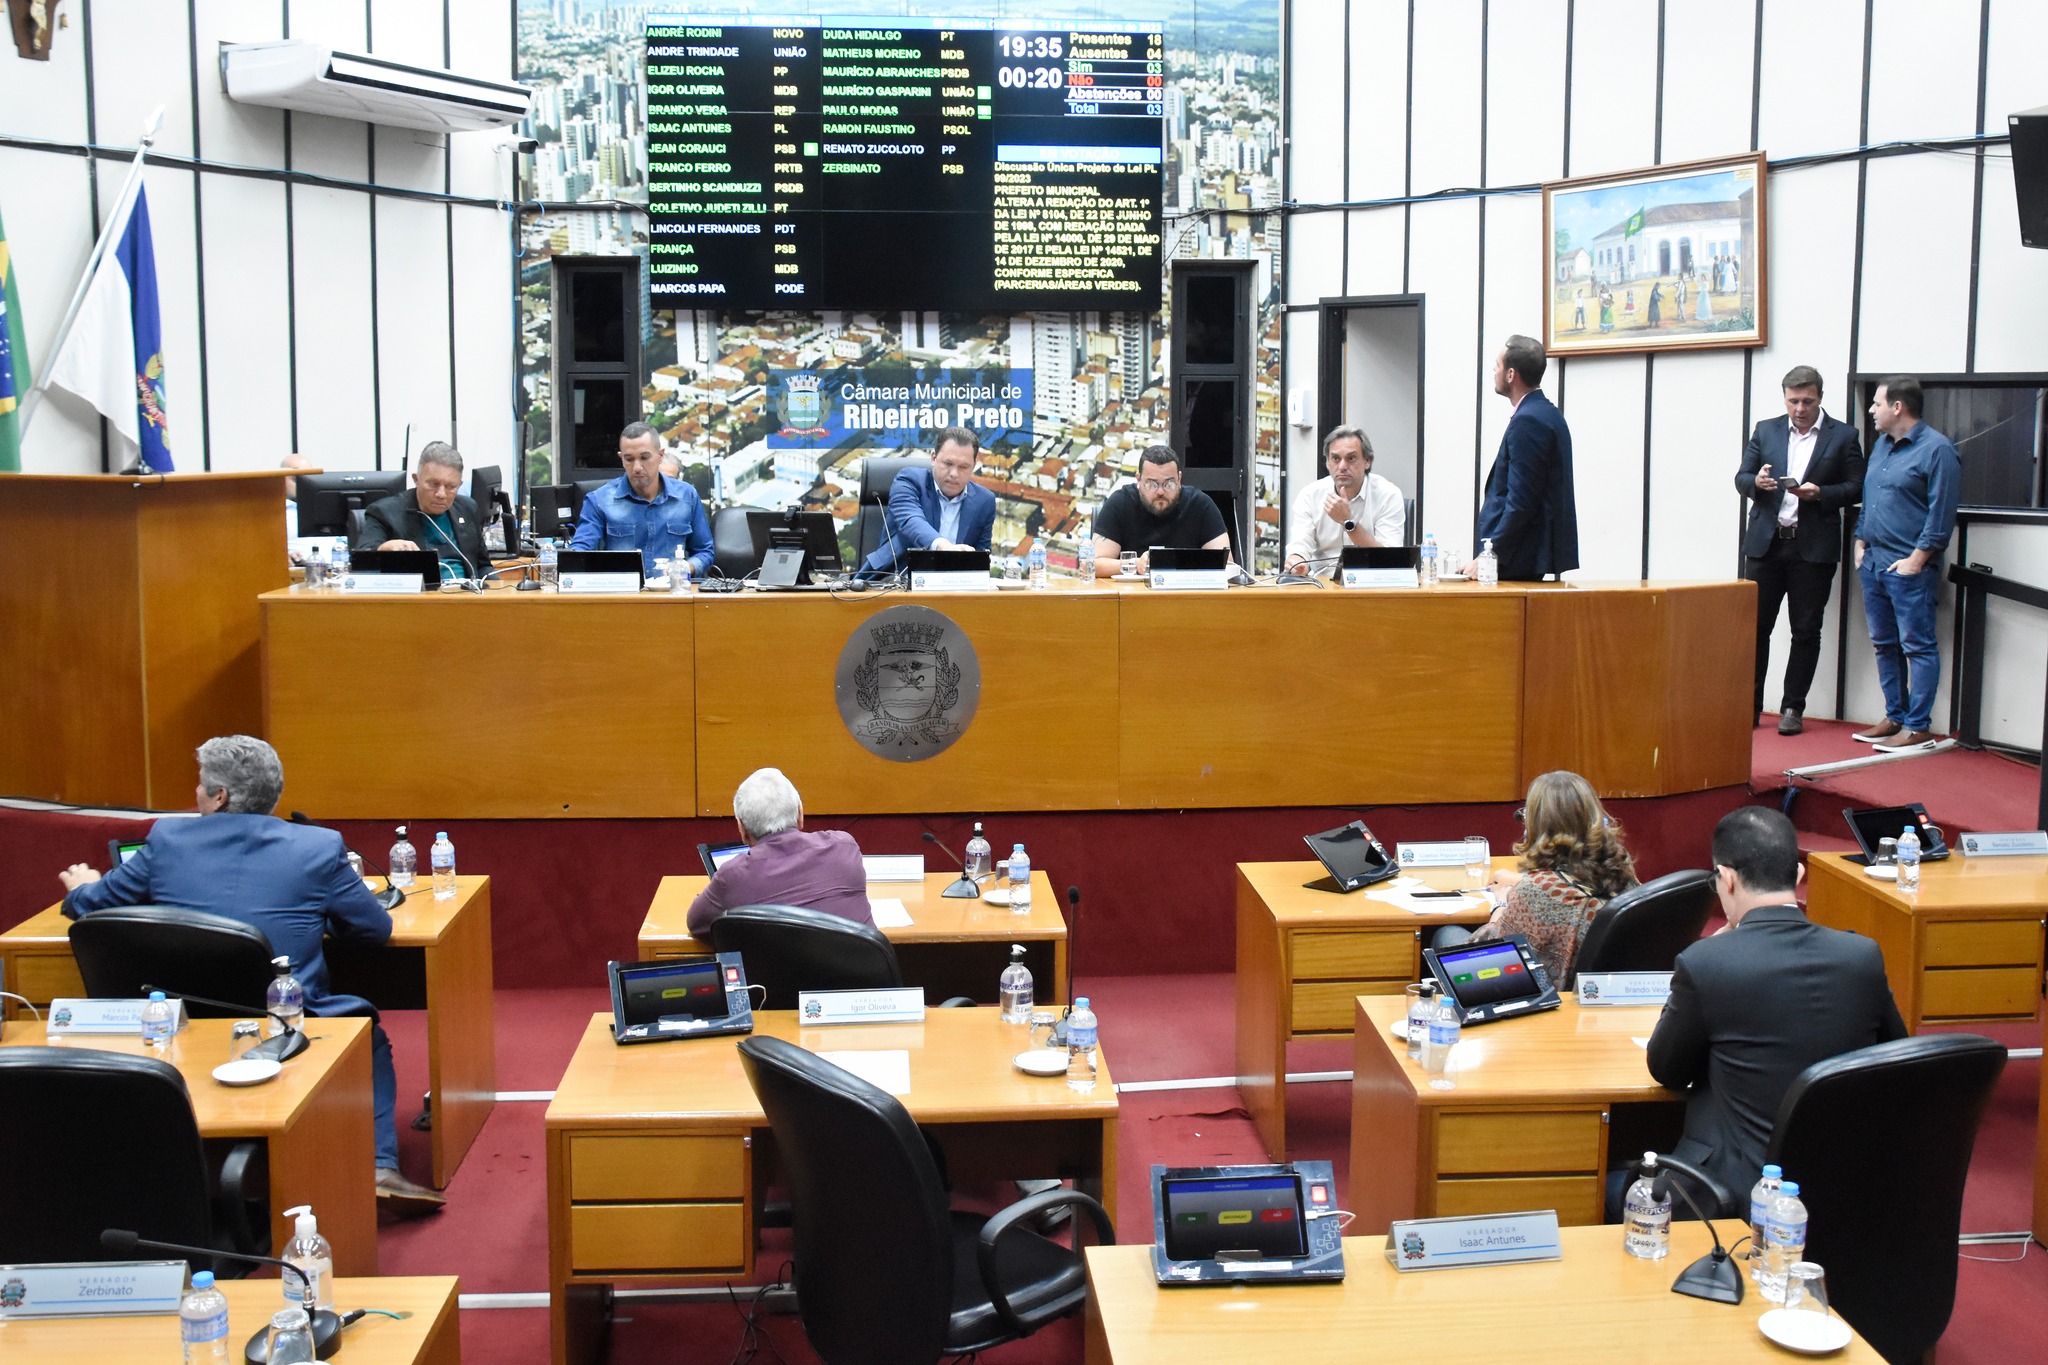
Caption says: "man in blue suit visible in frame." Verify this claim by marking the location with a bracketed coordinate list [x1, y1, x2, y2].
[860, 425, 998, 574]
[1470, 335, 1579, 581]
[58, 735, 444, 1214]
[1735, 366, 1866, 734]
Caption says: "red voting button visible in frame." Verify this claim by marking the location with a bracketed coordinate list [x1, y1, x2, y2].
[725, 967, 740, 982]
[1504, 962, 1524, 974]
[1259, 1207, 1295, 1222]
[1310, 1184, 1328, 1203]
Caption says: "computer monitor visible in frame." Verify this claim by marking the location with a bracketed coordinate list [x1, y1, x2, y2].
[531, 483, 583, 540]
[744, 510, 845, 580]
[469, 464, 503, 517]
[295, 471, 406, 537]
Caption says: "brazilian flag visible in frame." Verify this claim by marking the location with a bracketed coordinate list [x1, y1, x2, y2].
[1623, 207, 1646, 239]
[0, 204, 26, 471]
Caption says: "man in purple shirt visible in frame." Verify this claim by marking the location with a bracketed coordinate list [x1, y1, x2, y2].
[687, 768, 873, 935]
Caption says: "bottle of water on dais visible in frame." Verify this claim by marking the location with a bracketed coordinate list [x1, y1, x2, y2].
[266, 956, 305, 1038]
[1028, 541, 1048, 589]
[1622, 1153, 1672, 1260]
[181, 1270, 230, 1364]
[141, 990, 174, 1048]
[1065, 996, 1098, 1091]
[1759, 1181, 1809, 1303]
[388, 825, 417, 889]
[1748, 1164, 1783, 1280]
[1420, 533, 1439, 588]
[999, 944, 1034, 1024]
[1406, 980, 1436, 1060]
[1897, 825, 1921, 892]
[1008, 844, 1032, 914]
[1421, 989, 1462, 1073]
[431, 830, 457, 901]
[1077, 536, 1097, 583]
[964, 822, 992, 881]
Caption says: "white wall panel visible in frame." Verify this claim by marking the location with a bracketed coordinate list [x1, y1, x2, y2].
[291, 186, 377, 467]
[1406, 199, 1480, 547]
[1553, 355, 1645, 580]
[1289, 0, 1347, 207]
[1746, 161, 1860, 407]
[449, 0, 520, 200]
[191, 1, 286, 167]
[1475, 191, 1542, 483]
[1345, 0, 1409, 202]
[1865, 0, 1981, 145]
[1484, 0, 1567, 187]
[374, 198, 456, 465]
[451, 205, 514, 469]
[89, 0, 196, 160]
[1645, 348, 1745, 580]
[1657, 0, 1757, 164]
[1754, 0, 1865, 160]
[1283, 310, 1321, 490]
[1408, 0, 1482, 193]
[369, 0, 446, 67]
[1342, 207, 1407, 299]
[0, 8, 89, 143]
[1286, 213, 1345, 307]
[1563, 0, 1658, 179]
[1973, 159, 2048, 373]
[1856, 153, 1974, 374]
[1984, 0, 2048, 136]
[196, 174, 293, 471]
[8, 135, 102, 467]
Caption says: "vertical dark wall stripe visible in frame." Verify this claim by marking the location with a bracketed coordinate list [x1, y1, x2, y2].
[1737, 349, 1752, 576]
[1340, 0, 1350, 295]
[282, 3, 299, 450]
[445, 4, 460, 447]
[187, 0, 212, 469]
[1836, 0, 1877, 719]
[366, 0, 383, 468]
[1643, 0, 1666, 581]
[1747, 0, 1765, 152]
[1559, 0, 1575, 178]
[1471, 1, 1489, 534]
[1651, 0, 1666, 162]
[1964, 0, 1991, 374]
[1401, 0, 1414, 294]
[80, 0, 108, 471]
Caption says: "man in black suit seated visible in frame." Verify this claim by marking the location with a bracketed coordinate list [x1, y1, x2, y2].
[1641, 807, 1906, 1212]
[1735, 367, 1866, 734]
[353, 440, 490, 582]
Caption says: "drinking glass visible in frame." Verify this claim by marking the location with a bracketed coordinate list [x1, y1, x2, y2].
[1464, 836, 1491, 887]
[1874, 837, 1897, 869]
[1785, 1262, 1829, 1316]
[1118, 550, 1140, 577]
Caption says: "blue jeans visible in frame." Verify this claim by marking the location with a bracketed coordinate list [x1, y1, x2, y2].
[1859, 556, 1941, 732]
[371, 1023, 399, 1169]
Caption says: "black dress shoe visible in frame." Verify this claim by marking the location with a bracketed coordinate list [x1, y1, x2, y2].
[1777, 708, 1803, 736]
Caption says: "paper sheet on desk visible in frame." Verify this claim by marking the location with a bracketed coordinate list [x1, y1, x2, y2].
[816, 1049, 911, 1095]
[1366, 880, 1489, 914]
[869, 898, 913, 929]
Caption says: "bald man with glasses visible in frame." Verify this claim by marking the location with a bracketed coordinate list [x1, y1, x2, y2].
[1088, 445, 1231, 576]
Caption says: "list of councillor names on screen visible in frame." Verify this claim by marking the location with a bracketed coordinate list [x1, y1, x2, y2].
[644, 16, 1165, 312]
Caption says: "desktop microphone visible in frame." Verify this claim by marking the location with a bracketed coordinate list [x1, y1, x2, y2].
[1633, 1153, 1745, 1304]
[920, 831, 981, 899]
[100, 1229, 343, 1362]
[140, 984, 309, 1062]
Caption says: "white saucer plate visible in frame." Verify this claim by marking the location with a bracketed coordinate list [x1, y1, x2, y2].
[1757, 1308, 1853, 1354]
[212, 1058, 282, 1086]
[1014, 1048, 1070, 1076]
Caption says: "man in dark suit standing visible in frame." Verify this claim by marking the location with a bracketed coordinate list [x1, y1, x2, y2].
[1735, 367, 1866, 734]
[1645, 807, 1906, 1211]
[860, 425, 998, 574]
[1471, 334, 1578, 581]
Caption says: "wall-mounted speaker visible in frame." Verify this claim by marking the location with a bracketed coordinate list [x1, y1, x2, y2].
[2011, 104, 2048, 250]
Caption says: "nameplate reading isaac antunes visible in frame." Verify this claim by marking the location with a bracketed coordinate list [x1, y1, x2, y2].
[835, 604, 982, 762]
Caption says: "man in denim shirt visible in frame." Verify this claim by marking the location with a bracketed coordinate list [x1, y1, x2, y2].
[570, 421, 713, 578]
[1851, 377, 1960, 751]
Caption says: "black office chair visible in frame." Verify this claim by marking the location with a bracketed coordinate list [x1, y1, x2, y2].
[707, 904, 902, 1010]
[709, 504, 760, 579]
[856, 453, 933, 565]
[69, 906, 280, 1014]
[738, 1035, 1112, 1365]
[1566, 869, 1716, 988]
[1763, 1034, 2004, 1365]
[0, 1047, 268, 1271]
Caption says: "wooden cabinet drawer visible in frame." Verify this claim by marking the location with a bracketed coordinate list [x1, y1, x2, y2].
[1291, 931, 1415, 981]
[1436, 1110, 1602, 1175]
[1433, 1175, 1603, 1226]
[13, 955, 84, 1004]
[1292, 979, 1405, 1034]
[569, 1134, 747, 1202]
[1920, 966, 2040, 1020]
[1923, 919, 2040, 968]
[569, 1202, 746, 1273]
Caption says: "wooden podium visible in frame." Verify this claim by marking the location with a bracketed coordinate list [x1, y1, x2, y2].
[0, 471, 291, 809]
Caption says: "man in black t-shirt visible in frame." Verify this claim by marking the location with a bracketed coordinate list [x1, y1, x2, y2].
[1089, 445, 1231, 575]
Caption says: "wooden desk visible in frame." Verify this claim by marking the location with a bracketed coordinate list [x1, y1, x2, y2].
[638, 871, 1070, 1004]
[1234, 860, 1496, 1159]
[0, 1017, 379, 1275]
[0, 877, 496, 1189]
[0, 1276, 461, 1364]
[545, 1008, 1118, 1365]
[1805, 851, 2046, 1030]
[1081, 1223, 1881, 1364]
[1349, 994, 1679, 1232]
[2037, 1002, 2048, 1247]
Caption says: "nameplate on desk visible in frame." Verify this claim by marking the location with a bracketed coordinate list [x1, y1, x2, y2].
[0, 1261, 188, 1318]
[911, 570, 997, 592]
[1574, 971, 1673, 1007]
[1148, 568, 1228, 591]
[862, 854, 925, 882]
[1398, 840, 1483, 867]
[1958, 830, 2048, 857]
[797, 987, 925, 1025]
[1342, 567, 1420, 589]
[1384, 1211, 1563, 1272]
[46, 997, 187, 1036]
[557, 571, 642, 594]
[336, 572, 423, 594]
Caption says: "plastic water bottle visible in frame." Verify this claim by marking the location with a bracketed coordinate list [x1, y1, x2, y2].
[389, 825, 417, 889]
[1475, 538, 1499, 586]
[1897, 825, 1921, 892]
[964, 822, 993, 881]
[1406, 980, 1436, 1060]
[303, 544, 328, 592]
[1077, 537, 1097, 582]
[266, 956, 304, 1038]
[1748, 1164, 1784, 1281]
[329, 542, 349, 582]
[1623, 1153, 1673, 1260]
[999, 944, 1035, 1024]
[281, 1204, 334, 1309]
[1759, 1181, 1810, 1303]
[180, 1270, 231, 1363]
[1421, 990, 1462, 1073]
[266, 1307, 318, 1365]
[141, 990, 173, 1048]
[431, 830, 457, 900]
[539, 539, 559, 586]
[1028, 541, 1048, 589]
[1008, 844, 1032, 914]
[1065, 996, 1098, 1091]
[1420, 533, 1439, 587]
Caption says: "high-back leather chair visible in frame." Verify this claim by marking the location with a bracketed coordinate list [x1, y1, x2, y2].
[1567, 869, 1716, 988]
[1764, 1034, 2004, 1365]
[737, 1035, 1111, 1365]
[709, 504, 760, 579]
[856, 454, 933, 565]
[0, 1047, 267, 1270]
[69, 906, 279, 1015]
[707, 904, 901, 1011]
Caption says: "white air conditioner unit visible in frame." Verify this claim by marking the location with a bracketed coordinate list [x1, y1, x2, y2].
[221, 41, 532, 134]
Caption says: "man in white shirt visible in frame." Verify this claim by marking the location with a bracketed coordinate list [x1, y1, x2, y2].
[1284, 425, 1407, 576]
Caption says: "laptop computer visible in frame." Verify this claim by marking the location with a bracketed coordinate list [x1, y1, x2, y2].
[607, 953, 756, 1045]
[1339, 545, 1421, 570]
[1421, 932, 1563, 1025]
[696, 841, 749, 878]
[1841, 803, 1950, 865]
[1148, 547, 1227, 571]
[1150, 1161, 1345, 1285]
[557, 549, 645, 582]
[345, 548, 442, 589]
[1301, 820, 1400, 892]
[903, 548, 992, 573]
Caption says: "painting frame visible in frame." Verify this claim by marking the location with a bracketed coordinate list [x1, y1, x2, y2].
[1542, 151, 1768, 358]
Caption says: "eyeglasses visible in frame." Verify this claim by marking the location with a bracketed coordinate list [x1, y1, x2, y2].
[1139, 478, 1181, 493]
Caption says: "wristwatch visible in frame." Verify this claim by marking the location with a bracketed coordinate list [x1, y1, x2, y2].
[1342, 519, 1357, 533]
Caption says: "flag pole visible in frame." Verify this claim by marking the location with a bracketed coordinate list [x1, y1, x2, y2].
[19, 104, 165, 437]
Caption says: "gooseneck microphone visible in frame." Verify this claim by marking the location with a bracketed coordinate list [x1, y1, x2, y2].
[920, 830, 981, 900]
[1049, 884, 1083, 1046]
[140, 984, 309, 1063]
[101, 1229, 343, 1362]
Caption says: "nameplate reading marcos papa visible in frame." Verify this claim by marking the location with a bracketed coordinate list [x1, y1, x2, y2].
[835, 605, 982, 761]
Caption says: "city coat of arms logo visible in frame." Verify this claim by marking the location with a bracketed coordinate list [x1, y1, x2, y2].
[834, 604, 981, 761]
[0, 1276, 26, 1310]
[779, 374, 827, 438]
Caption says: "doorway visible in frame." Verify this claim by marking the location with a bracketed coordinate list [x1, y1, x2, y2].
[1316, 295, 1424, 540]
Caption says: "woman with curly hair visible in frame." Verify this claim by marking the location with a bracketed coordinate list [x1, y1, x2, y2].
[1435, 770, 1638, 983]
